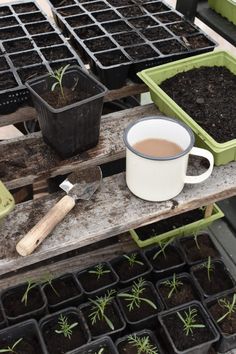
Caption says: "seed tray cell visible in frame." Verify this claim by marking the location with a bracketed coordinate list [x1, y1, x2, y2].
[117, 5, 145, 18]
[155, 10, 182, 23]
[154, 38, 187, 55]
[49, 0, 76, 8]
[66, 13, 94, 27]
[84, 36, 117, 52]
[92, 9, 120, 22]
[113, 31, 145, 46]
[74, 24, 105, 39]
[57, 5, 84, 16]
[128, 16, 158, 29]
[141, 26, 173, 41]
[0, 0, 84, 114]
[83, 1, 109, 12]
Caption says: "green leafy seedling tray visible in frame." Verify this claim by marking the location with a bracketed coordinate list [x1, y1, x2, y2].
[208, 0, 236, 25]
[138, 50, 236, 166]
[130, 204, 224, 248]
[0, 181, 15, 220]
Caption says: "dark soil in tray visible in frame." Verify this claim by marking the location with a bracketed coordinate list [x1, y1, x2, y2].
[0, 26, 25, 40]
[2, 286, 44, 317]
[44, 275, 81, 305]
[96, 50, 128, 66]
[12, 3, 38, 13]
[57, 6, 83, 16]
[19, 12, 46, 23]
[117, 5, 145, 18]
[26, 22, 54, 35]
[154, 39, 186, 55]
[85, 36, 116, 52]
[42, 313, 87, 354]
[3, 38, 34, 53]
[10, 51, 42, 68]
[128, 16, 157, 29]
[0, 17, 18, 28]
[75, 25, 104, 39]
[82, 303, 123, 336]
[67, 14, 94, 28]
[136, 208, 204, 241]
[77, 266, 115, 293]
[193, 262, 234, 296]
[125, 44, 157, 60]
[158, 276, 198, 308]
[147, 245, 183, 271]
[92, 10, 119, 22]
[83, 2, 109, 12]
[0, 57, 9, 71]
[180, 233, 219, 263]
[113, 31, 144, 46]
[0, 7, 12, 17]
[107, 0, 133, 6]
[160, 66, 236, 143]
[163, 306, 214, 351]
[17, 65, 48, 83]
[0, 72, 17, 90]
[33, 33, 63, 47]
[141, 26, 171, 41]
[102, 21, 131, 34]
[167, 21, 198, 36]
[183, 34, 214, 49]
[208, 293, 236, 335]
[112, 254, 149, 282]
[155, 11, 182, 24]
[42, 46, 73, 61]
[50, 0, 75, 7]
[143, 2, 170, 13]
[0, 336, 44, 354]
[118, 334, 158, 354]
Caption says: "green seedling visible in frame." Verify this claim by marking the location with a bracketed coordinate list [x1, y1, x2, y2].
[127, 334, 159, 354]
[50, 64, 70, 99]
[217, 293, 236, 323]
[21, 280, 37, 306]
[153, 238, 173, 260]
[89, 289, 116, 330]
[118, 277, 157, 311]
[123, 253, 144, 267]
[55, 314, 78, 339]
[41, 273, 60, 297]
[193, 230, 201, 250]
[161, 273, 183, 299]
[0, 338, 23, 353]
[202, 256, 215, 282]
[177, 307, 205, 336]
[95, 348, 105, 354]
[89, 264, 111, 280]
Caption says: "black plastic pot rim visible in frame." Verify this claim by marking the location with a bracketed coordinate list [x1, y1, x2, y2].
[25, 65, 108, 113]
[68, 336, 117, 354]
[115, 328, 158, 347]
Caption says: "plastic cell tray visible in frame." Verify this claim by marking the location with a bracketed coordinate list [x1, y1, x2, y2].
[48, 0, 217, 89]
[0, 0, 84, 114]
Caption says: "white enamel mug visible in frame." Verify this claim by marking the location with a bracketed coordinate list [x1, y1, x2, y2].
[124, 116, 214, 202]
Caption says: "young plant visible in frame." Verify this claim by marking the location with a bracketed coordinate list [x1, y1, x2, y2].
[217, 293, 236, 323]
[153, 238, 173, 260]
[161, 273, 183, 299]
[21, 280, 37, 306]
[118, 277, 157, 311]
[95, 348, 105, 354]
[127, 334, 159, 354]
[177, 307, 205, 336]
[50, 64, 70, 99]
[123, 253, 144, 267]
[202, 256, 215, 282]
[55, 314, 78, 339]
[41, 273, 60, 297]
[88, 264, 111, 280]
[0, 338, 23, 353]
[89, 289, 116, 330]
[193, 230, 201, 250]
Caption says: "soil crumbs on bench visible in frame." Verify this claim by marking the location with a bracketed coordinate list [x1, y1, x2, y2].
[160, 66, 236, 143]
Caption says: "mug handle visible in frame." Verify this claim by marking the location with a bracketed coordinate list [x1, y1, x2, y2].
[184, 147, 214, 184]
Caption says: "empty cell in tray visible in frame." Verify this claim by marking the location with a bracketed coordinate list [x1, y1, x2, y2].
[0, 56, 9, 71]
[143, 2, 171, 13]
[155, 11, 182, 24]
[0, 71, 18, 91]
[167, 21, 199, 36]
[0, 7, 12, 17]
[106, 0, 133, 6]
[92, 10, 119, 22]
[125, 44, 158, 60]
[141, 26, 172, 41]
[3, 38, 34, 53]
[128, 16, 157, 29]
[32, 33, 63, 47]
[57, 6, 84, 16]
[154, 38, 187, 54]
[113, 31, 144, 46]
[12, 2, 39, 13]
[26, 22, 54, 35]
[0, 26, 26, 40]
[10, 50, 42, 68]
[41, 45, 74, 61]
[19, 12, 46, 23]
[85, 36, 116, 52]
[74, 25, 104, 39]
[17, 64, 48, 83]
[95, 49, 129, 66]
[49, 0, 76, 8]
[102, 20, 131, 33]
[82, 1, 109, 12]
[117, 5, 145, 18]
[66, 14, 94, 27]
[181, 34, 216, 49]
[0, 16, 18, 28]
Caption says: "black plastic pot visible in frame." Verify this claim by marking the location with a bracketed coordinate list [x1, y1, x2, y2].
[178, 231, 220, 266]
[115, 329, 164, 354]
[1, 282, 47, 325]
[204, 290, 236, 353]
[39, 307, 91, 354]
[69, 336, 119, 354]
[76, 261, 119, 298]
[191, 259, 236, 300]
[156, 272, 200, 309]
[158, 301, 220, 354]
[144, 243, 186, 280]
[0, 319, 48, 354]
[110, 250, 152, 287]
[79, 299, 126, 340]
[42, 273, 84, 312]
[116, 281, 164, 331]
[26, 65, 107, 158]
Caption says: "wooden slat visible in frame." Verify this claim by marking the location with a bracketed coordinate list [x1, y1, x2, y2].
[0, 104, 158, 190]
[0, 160, 235, 276]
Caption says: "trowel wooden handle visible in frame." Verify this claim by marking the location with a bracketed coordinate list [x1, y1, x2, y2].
[16, 195, 75, 257]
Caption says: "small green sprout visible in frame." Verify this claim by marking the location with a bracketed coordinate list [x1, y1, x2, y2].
[41, 273, 60, 297]
[21, 280, 37, 306]
[95, 348, 105, 354]
[217, 294, 236, 323]
[127, 334, 159, 354]
[89, 264, 111, 280]
[153, 238, 173, 260]
[193, 231, 201, 250]
[177, 307, 205, 336]
[50, 64, 70, 99]
[89, 289, 116, 330]
[55, 314, 78, 339]
[118, 277, 157, 311]
[202, 256, 215, 282]
[123, 253, 144, 267]
[161, 273, 183, 299]
[0, 338, 23, 353]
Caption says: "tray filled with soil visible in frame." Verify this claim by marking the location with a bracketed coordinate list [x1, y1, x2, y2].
[70, 336, 119, 354]
[138, 50, 236, 165]
[158, 301, 220, 353]
[0, 0, 84, 115]
[39, 307, 91, 354]
[48, 0, 216, 88]
[130, 204, 223, 247]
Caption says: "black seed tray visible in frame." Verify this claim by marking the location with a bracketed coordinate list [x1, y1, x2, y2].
[0, 0, 84, 114]
[48, 0, 217, 89]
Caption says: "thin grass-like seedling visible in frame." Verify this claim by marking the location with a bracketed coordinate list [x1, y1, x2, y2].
[55, 314, 78, 339]
[123, 253, 144, 267]
[41, 273, 60, 297]
[161, 273, 183, 299]
[89, 289, 116, 330]
[153, 238, 173, 260]
[177, 307, 205, 336]
[50, 64, 70, 99]
[21, 280, 37, 306]
[0, 338, 23, 353]
[202, 256, 214, 282]
[217, 293, 236, 323]
[88, 264, 111, 280]
[127, 334, 159, 354]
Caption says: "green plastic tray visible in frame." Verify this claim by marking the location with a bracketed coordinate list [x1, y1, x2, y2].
[138, 50, 236, 166]
[0, 181, 15, 220]
[130, 204, 224, 248]
[208, 0, 236, 25]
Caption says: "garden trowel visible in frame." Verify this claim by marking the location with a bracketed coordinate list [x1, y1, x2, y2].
[16, 166, 102, 257]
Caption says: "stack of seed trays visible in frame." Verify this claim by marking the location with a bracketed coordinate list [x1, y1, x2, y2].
[48, 0, 217, 89]
[0, 0, 84, 114]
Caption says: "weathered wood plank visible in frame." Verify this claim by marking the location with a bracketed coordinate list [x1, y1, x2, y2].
[0, 104, 159, 190]
[0, 160, 235, 276]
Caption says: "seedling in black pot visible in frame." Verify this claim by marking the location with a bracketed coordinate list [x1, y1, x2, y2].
[55, 313, 78, 339]
[68, 337, 118, 354]
[50, 64, 70, 101]
[0, 337, 22, 353]
[127, 334, 159, 354]
[177, 307, 205, 335]
[89, 264, 111, 280]
[161, 273, 183, 299]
